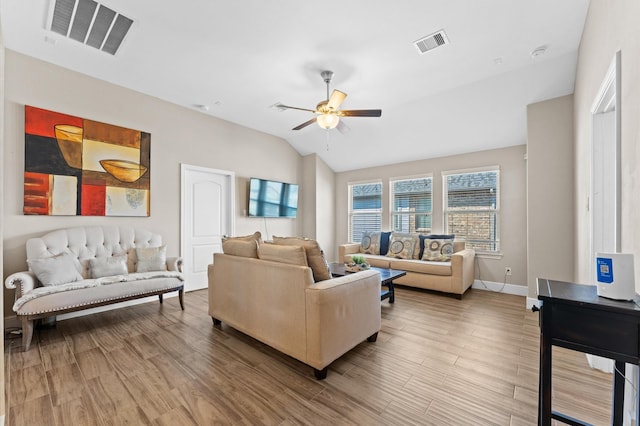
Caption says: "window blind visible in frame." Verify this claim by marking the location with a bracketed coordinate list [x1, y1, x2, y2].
[444, 170, 500, 252]
[390, 177, 432, 233]
[349, 182, 382, 243]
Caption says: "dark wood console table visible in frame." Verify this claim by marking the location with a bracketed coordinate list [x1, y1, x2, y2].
[537, 278, 640, 425]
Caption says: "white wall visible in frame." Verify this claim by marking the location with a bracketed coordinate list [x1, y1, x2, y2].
[526, 95, 575, 298]
[334, 145, 528, 286]
[2, 50, 304, 316]
[574, 0, 640, 286]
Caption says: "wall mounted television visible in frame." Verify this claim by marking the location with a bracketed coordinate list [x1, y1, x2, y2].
[248, 177, 298, 218]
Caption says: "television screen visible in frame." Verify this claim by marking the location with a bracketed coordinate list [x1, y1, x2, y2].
[248, 178, 298, 218]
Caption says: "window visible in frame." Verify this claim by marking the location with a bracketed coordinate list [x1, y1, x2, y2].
[443, 169, 500, 252]
[390, 177, 432, 233]
[349, 182, 382, 242]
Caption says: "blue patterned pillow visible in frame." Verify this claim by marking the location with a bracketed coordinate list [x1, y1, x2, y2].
[360, 231, 382, 254]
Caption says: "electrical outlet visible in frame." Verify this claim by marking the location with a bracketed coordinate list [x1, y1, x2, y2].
[505, 267, 512, 276]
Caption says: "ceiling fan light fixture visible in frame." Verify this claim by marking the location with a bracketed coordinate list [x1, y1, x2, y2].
[317, 113, 339, 129]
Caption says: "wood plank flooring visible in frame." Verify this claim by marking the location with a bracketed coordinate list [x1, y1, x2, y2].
[4, 287, 612, 425]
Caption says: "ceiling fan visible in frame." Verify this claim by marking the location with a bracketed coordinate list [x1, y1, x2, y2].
[275, 70, 382, 132]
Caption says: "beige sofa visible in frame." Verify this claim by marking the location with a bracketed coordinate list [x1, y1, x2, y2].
[208, 251, 381, 379]
[4, 226, 184, 351]
[339, 239, 475, 298]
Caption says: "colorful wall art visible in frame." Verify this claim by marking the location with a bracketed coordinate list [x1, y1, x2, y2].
[24, 106, 151, 216]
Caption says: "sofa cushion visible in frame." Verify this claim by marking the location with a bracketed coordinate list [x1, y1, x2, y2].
[422, 238, 455, 262]
[418, 234, 455, 259]
[258, 243, 308, 267]
[386, 232, 418, 259]
[222, 239, 258, 258]
[89, 254, 128, 278]
[379, 231, 392, 255]
[273, 236, 331, 282]
[136, 246, 167, 272]
[389, 259, 452, 276]
[28, 252, 83, 286]
[360, 231, 382, 255]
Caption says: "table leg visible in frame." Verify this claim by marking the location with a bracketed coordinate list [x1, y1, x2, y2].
[539, 314, 551, 425]
[613, 361, 625, 425]
[388, 281, 395, 303]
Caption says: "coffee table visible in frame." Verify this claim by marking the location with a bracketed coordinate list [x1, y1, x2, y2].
[329, 263, 407, 303]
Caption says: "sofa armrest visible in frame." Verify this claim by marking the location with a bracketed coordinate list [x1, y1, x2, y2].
[166, 257, 183, 273]
[305, 269, 381, 370]
[338, 243, 361, 263]
[4, 271, 38, 299]
[451, 248, 476, 293]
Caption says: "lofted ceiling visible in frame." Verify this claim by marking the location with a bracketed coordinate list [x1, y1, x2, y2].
[0, 0, 590, 172]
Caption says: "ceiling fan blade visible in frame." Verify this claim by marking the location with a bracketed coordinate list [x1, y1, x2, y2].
[327, 90, 347, 110]
[336, 120, 351, 134]
[292, 117, 317, 131]
[340, 109, 382, 117]
[276, 103, 316, 113]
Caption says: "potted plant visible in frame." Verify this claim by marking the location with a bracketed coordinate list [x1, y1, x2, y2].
[346, 255, 370, 272]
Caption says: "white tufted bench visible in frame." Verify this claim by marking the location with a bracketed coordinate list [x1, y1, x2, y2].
[5, 225, 184, 351]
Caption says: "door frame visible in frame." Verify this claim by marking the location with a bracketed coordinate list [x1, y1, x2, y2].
[180, 163, 235, 289]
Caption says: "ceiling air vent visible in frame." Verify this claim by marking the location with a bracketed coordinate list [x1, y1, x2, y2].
[49, 0, 133, 55]
[413, 30, 449, 54]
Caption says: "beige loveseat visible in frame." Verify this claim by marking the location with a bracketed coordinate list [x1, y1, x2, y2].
[4, 226, 184, 351]
[208, 240, 381, 380]
[339, 233, 475, 298]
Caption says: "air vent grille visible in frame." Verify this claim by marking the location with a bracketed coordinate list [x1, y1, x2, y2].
[414, 30, 449, 54]
[49, 0, 133, 55]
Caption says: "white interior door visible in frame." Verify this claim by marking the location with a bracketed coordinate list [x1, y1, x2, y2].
[181, 164, 234, 291]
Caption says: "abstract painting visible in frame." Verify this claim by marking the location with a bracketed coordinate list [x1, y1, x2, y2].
[24, 106, 151, 216]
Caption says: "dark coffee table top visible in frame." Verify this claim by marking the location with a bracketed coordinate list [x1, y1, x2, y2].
[329, 262, 406, 285]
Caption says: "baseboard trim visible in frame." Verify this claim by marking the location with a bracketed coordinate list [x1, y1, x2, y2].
[527, 297, 541, 310]
[472, 279, 528, 297]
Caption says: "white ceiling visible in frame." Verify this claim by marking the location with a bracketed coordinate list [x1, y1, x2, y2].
[0, 0, 590, 172]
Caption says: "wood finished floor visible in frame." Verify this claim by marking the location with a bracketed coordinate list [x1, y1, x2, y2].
[4, 287, 612, 425]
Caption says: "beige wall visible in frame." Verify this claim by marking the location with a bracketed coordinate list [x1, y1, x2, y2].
[2, 50, 304, 317]
[334, 145, 528, 286]
[526, 95, 575, 298]
[300, 154, 336, 260]
[574, 0, 640, 286]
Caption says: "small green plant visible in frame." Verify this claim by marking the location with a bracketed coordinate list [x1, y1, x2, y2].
[351, 254, 366, 265]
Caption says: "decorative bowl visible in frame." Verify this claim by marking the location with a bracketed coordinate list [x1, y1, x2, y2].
[99, 159, 148, 183]
[54, 125, 83, 169]
[345, 262, 370, 273]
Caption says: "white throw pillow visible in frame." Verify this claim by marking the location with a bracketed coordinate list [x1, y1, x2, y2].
[28, 252, 83, 286]
[136, 246, 167, 272]
[89, 255, 128, 278]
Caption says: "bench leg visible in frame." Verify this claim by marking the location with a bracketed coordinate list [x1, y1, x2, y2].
[178, 289, 184, 310]
[158, 294, 163, 304]
[314, 367, 328, 380]
[21, 317, 34, 351]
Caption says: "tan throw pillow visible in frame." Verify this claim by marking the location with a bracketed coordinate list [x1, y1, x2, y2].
[386, 232, 418, 259]
[422, 238, 454, 262]
[258, 243, 308, 267]
[136, 246, 167, 272]
[89, 254, 128, 278]
[222, 239, 258, 258]
[360, 231, 382, 255]
[272, 236, 331, 282]
[223, 231, 262, 243]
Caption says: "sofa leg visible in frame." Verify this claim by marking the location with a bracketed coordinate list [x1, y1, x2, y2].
[178, 289, 185, 310]
[454, 293, 463, 300]
[367, 332, 378, 343]
[314, 367, 328, 380]
[21, 318, 34, 351]
[158, 294, 163, 304]
[212, 317, 221, 326]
